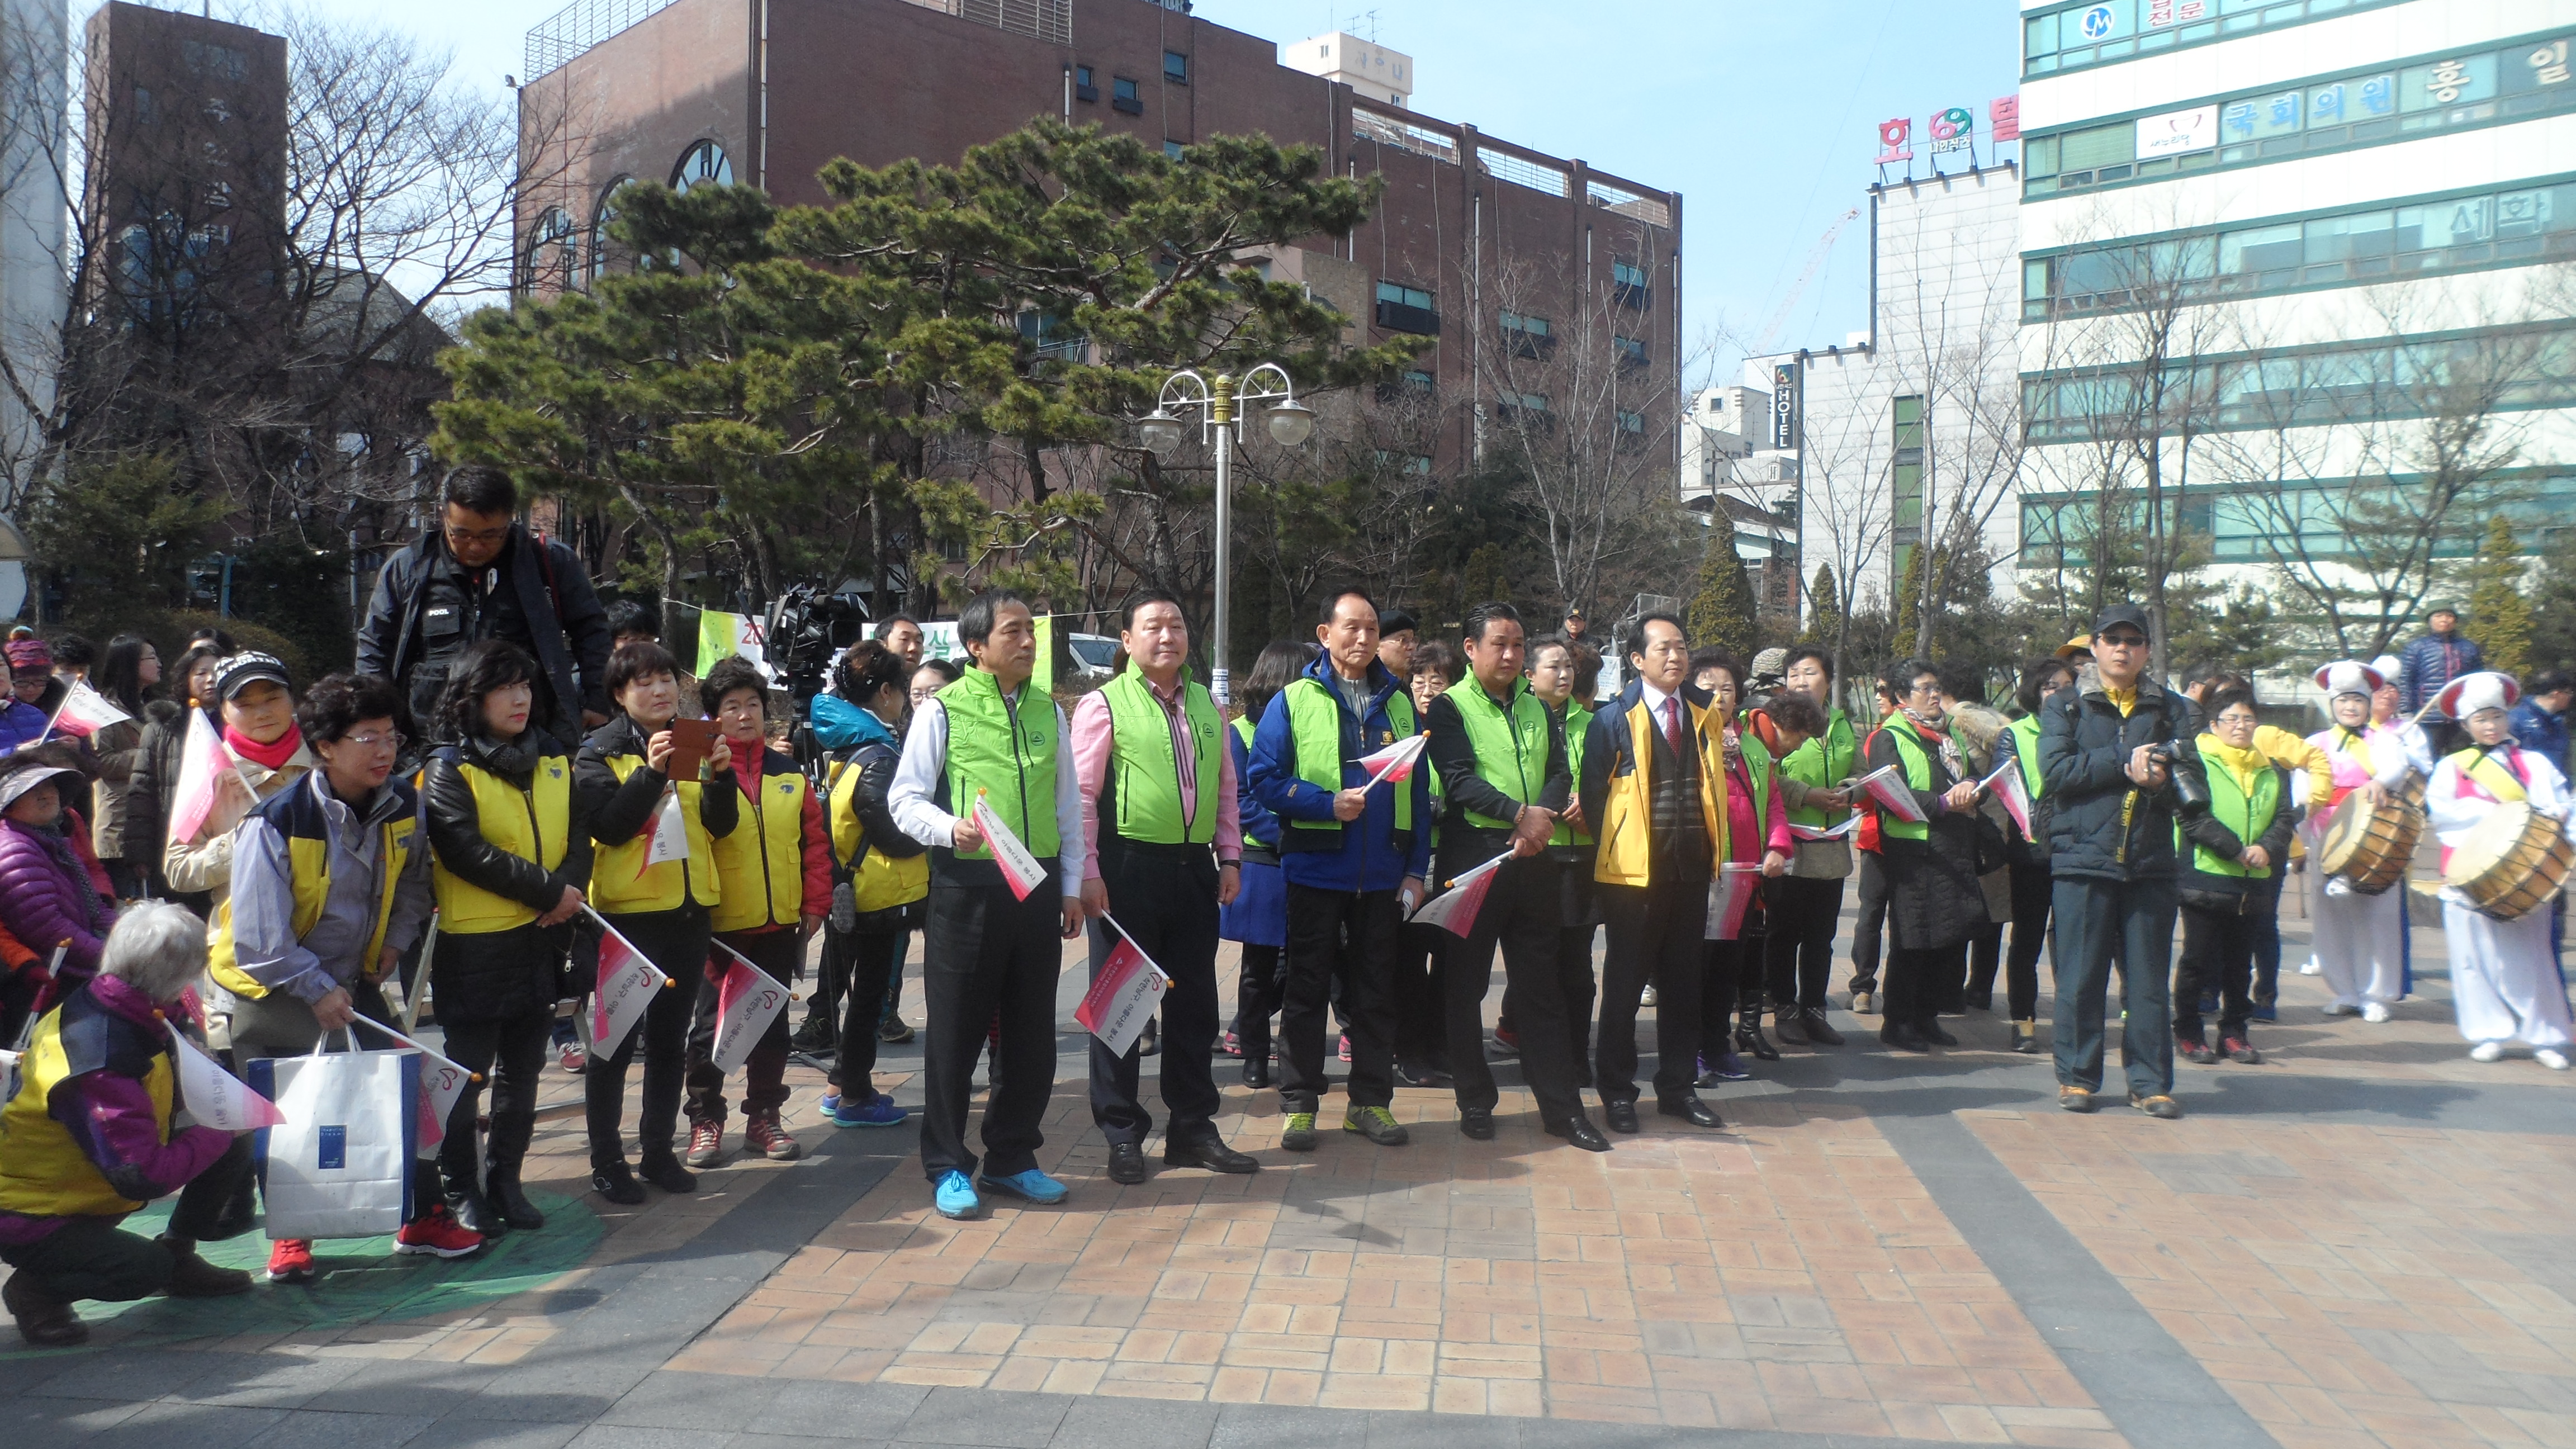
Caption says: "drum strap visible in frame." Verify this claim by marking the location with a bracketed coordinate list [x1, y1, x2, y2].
[2458, 746, 2529, 804]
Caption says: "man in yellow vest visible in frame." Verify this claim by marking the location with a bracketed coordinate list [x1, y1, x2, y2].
[1069, 592, 1257, 1183]
[1423, 603, 1609, 1150]
[889, 590, 1087, 1220]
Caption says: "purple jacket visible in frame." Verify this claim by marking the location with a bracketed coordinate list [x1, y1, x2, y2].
[0, 697, 46, 755]
[0, 817, 113, 981]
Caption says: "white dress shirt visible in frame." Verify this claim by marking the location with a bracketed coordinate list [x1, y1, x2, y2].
[889, 693, 1086, 898]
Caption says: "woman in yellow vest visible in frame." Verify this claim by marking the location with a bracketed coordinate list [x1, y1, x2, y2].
[1861, 659, 1991, 1054]
[574, 640, 738, 1204]
[422, 641, 593, 1238]
[2174, 686, 2298, 1067]
[689, 656, 832, 1167]
[820, 641, 927, 1129]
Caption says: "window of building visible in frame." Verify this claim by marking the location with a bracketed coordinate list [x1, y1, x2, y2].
[1164, 50, 1188, 84]
[1612, 258, 1650, 310]
[523, 207, 575, 294]
[1163, 140, 1185, 160]
[181, 39, 248, 80]
[589, 177, 632, 281]
[1373, 449, 1433, 475]
[1017, 310, 1088, 361]
[671, 139, 732, 192]
[1375, 280, 1438, 334]
[1891, 396, 1925, 582]
[1112, 76, 1143, 115]
[1074, 64, 1097, 102]
[1500, 309, 1554, 358]
[1376, 368, 1436, 404]
[132, 87, 155, 125]
[2023, 0, 2405, 79]
[1613, 334, 1647, 368]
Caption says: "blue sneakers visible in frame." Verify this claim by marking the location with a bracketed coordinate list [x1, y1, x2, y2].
[933, 1171, 981, 1220]
[830, 1096, 908, 1128]
[818, 1092, 839, 1119]
[979, 1169, 1068, 1205]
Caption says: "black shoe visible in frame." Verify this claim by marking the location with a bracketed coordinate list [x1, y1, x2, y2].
[1458, 1107, 1495, 1140]
[1106, 1142, 1150, 1185]
[1882, 1023, 1932, 1054]
[1549, 1116, 1612, 1153]
[1164, 1134, 1260, 1173]
[487, 1173, 547, 1230]
[1919, 1020, 1958, 1049]
[1396, 1062, 1454, 1088]
[1658, 1096, 1722, 1130]
[637, 1154, 697, 1194]
[1137, 1020, 1160, 1057]
[1800, 1008, 1845, 1047]
[1965, 991, 1993, 1012]
[790, 1014, 835, 1052]
[447, 1187, 506, 1239]
[1736, 1022, 1779, 1063]
[1242, 1058, 1275, 1090]
[591, 1161, 646, 1206]
[1604, 1100, 1641, 1134]
[1772, 1012, 1810, 1048]
[878, 1016, 915, 1044]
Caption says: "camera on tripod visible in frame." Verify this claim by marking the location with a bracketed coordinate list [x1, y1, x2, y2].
[764, 584, 873, 716]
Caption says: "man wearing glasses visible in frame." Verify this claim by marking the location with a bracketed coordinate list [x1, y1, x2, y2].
[357, 466, 613, 748]
[2034, 605, 2204, 1121]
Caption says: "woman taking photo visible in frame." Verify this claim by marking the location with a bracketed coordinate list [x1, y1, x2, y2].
[86, 635, 160, 901]
[821, 641, 927, 1128]
[574, 640, 736, 1203]
[423, 641, 593, 1237]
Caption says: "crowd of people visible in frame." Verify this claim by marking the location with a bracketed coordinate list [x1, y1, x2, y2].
[2, 462, 2569, 1346]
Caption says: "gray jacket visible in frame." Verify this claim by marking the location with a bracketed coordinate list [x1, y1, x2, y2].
[226, 771, 433, 1004]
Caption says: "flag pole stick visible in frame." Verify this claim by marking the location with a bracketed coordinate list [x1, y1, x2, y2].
[346, 1014, 481, 1082]
[707, 932, 799, 998]
[402, 915, 435, 1034]
[581, 902, 679, 987]
[1095, 911, 1175, 985]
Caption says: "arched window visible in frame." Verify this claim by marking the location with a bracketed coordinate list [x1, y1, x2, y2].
[588, 176, 632, 280]
[671, 140, 732, 192]
[523, 206, 574, 294]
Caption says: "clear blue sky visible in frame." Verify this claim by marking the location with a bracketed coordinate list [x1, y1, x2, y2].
[282, 0, 2024, 381]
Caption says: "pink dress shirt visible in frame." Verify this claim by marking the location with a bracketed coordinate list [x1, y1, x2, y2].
[1071, 676, 1243, 882]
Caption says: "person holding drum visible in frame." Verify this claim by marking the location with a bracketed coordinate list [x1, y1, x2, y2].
[2425, 671, 2573, 1071]
[2304, 661, 2417, 1023]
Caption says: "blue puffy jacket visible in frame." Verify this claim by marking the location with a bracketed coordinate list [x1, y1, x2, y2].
[1247, 656, 1431, 894]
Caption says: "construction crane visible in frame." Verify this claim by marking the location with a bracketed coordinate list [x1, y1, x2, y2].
[1753, 206, 1861, 355]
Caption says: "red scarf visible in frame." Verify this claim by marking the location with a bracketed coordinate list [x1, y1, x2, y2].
[224, 722, 303, 772]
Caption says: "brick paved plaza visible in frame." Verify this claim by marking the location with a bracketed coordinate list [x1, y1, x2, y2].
[11, 892, 2576, 1449]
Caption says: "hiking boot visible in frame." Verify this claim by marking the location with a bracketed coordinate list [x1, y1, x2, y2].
[686, 1120, 726, 1168]
[2130, 1093, 2184, 1120]
[158, 1237, 254, 1298]
[878, 1016, 915, 1044]
[2221, 1036, 2262, 1065]
[591, 1161, 647, 1205]
[746, 1113, 803, 1161]
[2177, 1034, 2218, 1064]
[4, 1272, 86, 1346]
[1343, 1106, 1409, 1146]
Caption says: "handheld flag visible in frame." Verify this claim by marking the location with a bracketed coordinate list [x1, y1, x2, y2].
[1407, 852, 1509, 939]
[709, 949, 793, 1073]
[172, 1033, 288, 1131]
[44, 679, 132, 740]
[586, 911, 672, 1057]
[1075, 917, 1170, 1057]
[1982, 760, 2034, 842]
[353, 1017, 482, 1153]
[1788, 816, 1861, 842]
[165, 708, 235, 844]
[1356, 733, 1429, 787]
[641, 788, 688, 873]
[970, 790, 1050, 902]
[1705, 863, 1763, 941]
[1855, 763, 1928, 824]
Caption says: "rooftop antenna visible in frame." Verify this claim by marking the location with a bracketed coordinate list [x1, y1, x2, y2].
[1343, 10, 1379, 40]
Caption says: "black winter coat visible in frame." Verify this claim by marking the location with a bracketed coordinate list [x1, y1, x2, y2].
[2035, 673, 2203, 882]
[422, 731, 595, 1023]
[124, 700, 207, 902]
[355, 524, 612, 747]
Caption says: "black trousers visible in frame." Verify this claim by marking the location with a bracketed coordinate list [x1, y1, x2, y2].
[1279, 883, 1399, 1115]
[1234, 945, 1284, 1062]
[1086, 845, 1221, 1147]
[1882, 944, 1964, 1034]
[439, 1007, 552, 1194]
[2177, 901, 2260, 1042]
[2249, 874, 2285, 1008]
[1764, 875, 1843, 1013]
[1555, 922, 1598, 1087]
[1391, 923, 1449, 1073]
[1849, 853, 1888, 994]
[586, 908, 704, 1170]
[830, 929, 907, 1101]
[1441, 854, 1583, 1128]
[0, 1154, 250, 1304]
[1972, 861, 2052, 1022]
[1595, 875, 1710, 1106]
[919, 879, 1063, 1181]
[688, 929, 798, 1125]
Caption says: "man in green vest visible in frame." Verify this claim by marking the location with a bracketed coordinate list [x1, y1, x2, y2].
[1071, 592, 1258, 1184]
[1424, 604, 1609, 1150]
[889, 590, 1087, 1221]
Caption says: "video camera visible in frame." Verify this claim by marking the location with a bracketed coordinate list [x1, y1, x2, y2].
[764, 583, 873, 715]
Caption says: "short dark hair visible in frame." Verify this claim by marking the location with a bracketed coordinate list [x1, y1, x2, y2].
[1783, 645, 1834, 683]
[958, 589, 1033, 647]
[1627, 612, 1685, 661]
[1688, 647, 1742, 690]
[2531, 668, 2575, 697]
[700, 656, 768, 717]
[604, 641, 680, 698]
[437, 640, 539, 743]
[2206, 684, 2261, 718]
[297, 673, 406, 748]
[1378, 608, 1417, 637]
[1526, 633, 1574, 668]
[1461, 601, 1521, 646]
[835, 640, 910, 703]
[1242, 641, 1314, 718]
[1412, 641, 1462, 685]
[2018, 656, 2076, 716]
[49, 632, 93, 669]
[187, 627, 238, 654]
[872, 614, 921, 640]
[1882, 656, 1940, 699]
[443, 465, 516, 516]
[603, 599, 659, 641]
[1120, 590, 1187, 633]
[1319, 588, 1377, 628]
[1568, 641, 1602, 701]
[1765, 690, 1826, 738]
[912, 657, 963, 687]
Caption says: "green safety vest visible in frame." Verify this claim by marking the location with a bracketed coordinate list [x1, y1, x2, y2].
[2007, 713, 2046, 803]
[1444, 677, 1552, 830]
[1281, 675, 1414, 845]
[1099, 668, 1221, 846]
[1780, 709, 1859, 828]
[938, 670, 1060, 860]
[1737, 723, 1775, 841]
[2194, 757, 2280, 879]
[1229, 716, 1272, 850]
[1550, 702, 1594, 847]
[1879, 716, 1935, 843]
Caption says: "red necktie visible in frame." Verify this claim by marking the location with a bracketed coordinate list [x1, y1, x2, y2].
[1666, 698, 1685, 759]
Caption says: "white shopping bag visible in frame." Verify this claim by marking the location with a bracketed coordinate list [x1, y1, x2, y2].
[247, 1034, 419, 1241]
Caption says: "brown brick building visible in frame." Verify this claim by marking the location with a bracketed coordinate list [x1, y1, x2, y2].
[514, 0, 1682, 481]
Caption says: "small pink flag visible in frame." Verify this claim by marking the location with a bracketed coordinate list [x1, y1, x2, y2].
[1856, 763, 1928, 823]
[1408, 852, 1508, 939]
[416, 1054, 472, 1150]
[1705, 864, 1763, 941]
[172, 1034, 287, 1131]
[588, 916, 671, 1056]
[1356, 733, 1429, 786]
[1982, 760, 2034, 842]
[1075, 925, 1169, 1057]
[44, 680, 132, 740]
[709, 950, 792, 1073]
[166, 709, 235, 844]
[969, 790, 1049, 901]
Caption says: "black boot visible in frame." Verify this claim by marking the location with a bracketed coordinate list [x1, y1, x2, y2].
[486, 1169, 547, 1230]
[447, 1183, 507, 1238]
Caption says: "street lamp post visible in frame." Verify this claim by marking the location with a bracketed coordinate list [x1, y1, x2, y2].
[1134, 363, 1314, 706]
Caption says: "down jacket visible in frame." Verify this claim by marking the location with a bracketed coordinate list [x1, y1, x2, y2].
[0, 815, 117, 984]
[422, 730, 594, 1024]
[2036, 669, 2204, 882]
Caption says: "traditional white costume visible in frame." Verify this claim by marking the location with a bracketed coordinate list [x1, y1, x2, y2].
[2424, 674, 2573, 1058]
[2302, 662, 2414, 1014]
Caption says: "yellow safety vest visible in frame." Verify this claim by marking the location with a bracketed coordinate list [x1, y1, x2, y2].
[0, 991, 176, 1218]
[711, 757, 811, 931]
[431, 750, 574, 934]
[589, 752, 721, 915]
[206, 778, 417, 1000]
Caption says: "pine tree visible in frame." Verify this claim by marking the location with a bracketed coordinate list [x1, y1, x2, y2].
[1891, 546, 1927, 655]
[1802, 565, 1841, 645]
[2466, 512, 2534, 680]
[1689, 509, 1759, 659]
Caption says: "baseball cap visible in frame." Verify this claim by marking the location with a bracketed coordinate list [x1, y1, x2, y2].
[2090, 604, 2152, 641]
[211, 652, 293, 701]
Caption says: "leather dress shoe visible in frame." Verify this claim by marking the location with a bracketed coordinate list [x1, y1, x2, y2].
[1548, 1116, 1612, 1153]
[1458, 1107, 1495, 1140]
[1920, 1019, 1959, 1048]
[1658, 1096, 1723, 1129]
[1242, 1058, 1275, 1089]
[447, 1187, 508, 1239]
[1771, 1012, 1810, 1047]
[1164, 1134, 1260, 1174]
[1603, 1100, 1641, 1134]
[1800, 1008, 1846, 1046]
[1881, 1022, 1932, 1053]
[1107, 1142, 1150, 1185]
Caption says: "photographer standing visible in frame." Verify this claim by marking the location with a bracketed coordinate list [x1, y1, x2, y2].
[2036, 605, 2202, 1121]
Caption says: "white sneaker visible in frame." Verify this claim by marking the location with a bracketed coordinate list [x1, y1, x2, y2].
[2299, 960, 2321, 976]
[1640, 983, 1658, 1007]
[2360, 1002, 2390, 1024]
[2539, 1048, 2570, 1072]
[2322, 1001, 2360, 1018]
[2470, 1041, 2506, 1063]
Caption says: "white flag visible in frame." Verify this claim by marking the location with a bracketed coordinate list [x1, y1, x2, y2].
[1076, 924, 1170, 1057]
[172, 1033, 287, 1131]
[709, 949, 792, 1073]
[1356, 732, 1429, 786]
[969, 790, 1051, 901]
[587, 914, 672, 1056]
[643, 788, 688, 868]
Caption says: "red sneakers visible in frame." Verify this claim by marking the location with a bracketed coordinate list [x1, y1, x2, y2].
[394, 1206, 487, 1259]
[745, 1114, 802, 1161]
[686, 1119, 726, 1168]
[266, 1238, 316, 1284]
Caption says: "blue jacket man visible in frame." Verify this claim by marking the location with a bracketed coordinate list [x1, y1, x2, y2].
[2509, 671, 2571, 776]
[2397, 606, 2487, 718]
[1247, 590, 1430, 1151]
